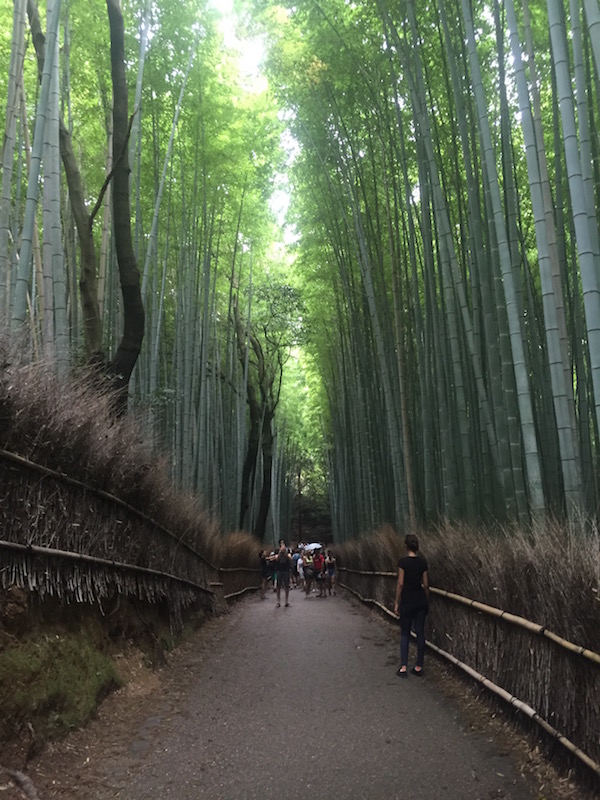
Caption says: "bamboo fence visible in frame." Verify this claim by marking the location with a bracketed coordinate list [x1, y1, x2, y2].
[0, 449, 224, 623]
[338, 566, 600, 783]
[3, 444, 598, 786]
[337, 567, 600, 664]
[218, 566, 261, 600]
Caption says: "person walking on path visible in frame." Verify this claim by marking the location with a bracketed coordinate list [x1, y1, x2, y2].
[313, 548, 326, 597]
[303, 550, 315, 596]
[325, 549, 337, 595]
[393, 533, 429, 677]
[297, 551, 305, 591]
[270, 543, 293, 607]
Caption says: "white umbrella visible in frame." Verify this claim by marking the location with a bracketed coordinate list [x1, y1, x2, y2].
[304, 542, 323, 551]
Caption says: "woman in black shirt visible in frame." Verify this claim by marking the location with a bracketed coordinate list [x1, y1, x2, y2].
[393, 534, 429, 677]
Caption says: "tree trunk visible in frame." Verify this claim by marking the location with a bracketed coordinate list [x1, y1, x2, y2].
[106, 0, 144, 411]
[254, 406, 275, 541]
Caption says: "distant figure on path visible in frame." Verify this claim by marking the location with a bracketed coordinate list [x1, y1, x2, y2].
[303, 550, 315, 595]
[291, 548, 301, 588]
[297, 551, 305, 590]
[313, 548, 326, 596]
[325, 549, 337, 595]
[270, 542, 293, 607]
[393, 533, 429, 677]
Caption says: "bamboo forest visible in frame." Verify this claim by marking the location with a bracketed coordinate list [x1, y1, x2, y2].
[2, 0, 600, 543]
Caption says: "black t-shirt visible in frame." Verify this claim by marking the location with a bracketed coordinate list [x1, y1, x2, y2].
[398, 555, 428, 604]
[276, 552, 291, 572]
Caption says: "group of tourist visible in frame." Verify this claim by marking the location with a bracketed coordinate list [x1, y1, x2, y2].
[258, 533, 430, 678]
[258, 541, 337, 607]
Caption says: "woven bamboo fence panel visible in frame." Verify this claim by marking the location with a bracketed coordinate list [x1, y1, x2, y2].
[338, 566, 600, 781]
[219, 567, 261, 599]
[0, 450, 222, 625]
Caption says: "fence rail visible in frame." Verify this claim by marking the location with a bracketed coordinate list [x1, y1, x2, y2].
[0, 539, 261, 619]
[0, 448, 218, 571]
[337, 567, 600, 665]
[0, 539, 215, 595]
[0, 447, 223, 621]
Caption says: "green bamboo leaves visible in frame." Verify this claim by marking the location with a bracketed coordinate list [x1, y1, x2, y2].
[261, 0, 600, 533]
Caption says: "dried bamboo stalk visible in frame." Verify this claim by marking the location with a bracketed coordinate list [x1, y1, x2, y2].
[0, 539, 215, 596]
[424, 638, 600, 778]
[336, 579, 392, 616]
[431, 587, 600, 666]
[1, 549, 201, 619]
[0, 448, 218, 570]
[338, 567, 600, 665]
[338, 567, 396, 576]
[223, 585, 261, 600]
[219, 567, 261, 573]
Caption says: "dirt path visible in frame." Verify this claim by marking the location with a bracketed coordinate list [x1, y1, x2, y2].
[6, 590, 586, 799]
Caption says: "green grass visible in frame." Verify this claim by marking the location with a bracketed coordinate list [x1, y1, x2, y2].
[0, 628, 120, 741]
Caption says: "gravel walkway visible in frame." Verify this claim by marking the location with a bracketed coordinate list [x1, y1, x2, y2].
[25, 589, 538, 800]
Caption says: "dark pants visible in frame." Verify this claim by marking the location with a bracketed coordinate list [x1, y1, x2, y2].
[399, 604, 428, 667]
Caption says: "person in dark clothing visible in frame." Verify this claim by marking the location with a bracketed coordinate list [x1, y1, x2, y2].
[393, 533, 429, 677]
[325, 550, 337, 595]
[269, 543, 293, 607]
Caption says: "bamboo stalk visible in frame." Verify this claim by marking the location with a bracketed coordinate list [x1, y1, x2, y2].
[219, 567, 261, 574]
[339, 580, 600, 779]
[336, 580, 392, 616]
[0, 768, 40, 800]
[338, 567, 600, 665]
[223, 585, 261, 600]
[338, 567, 396, 576]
